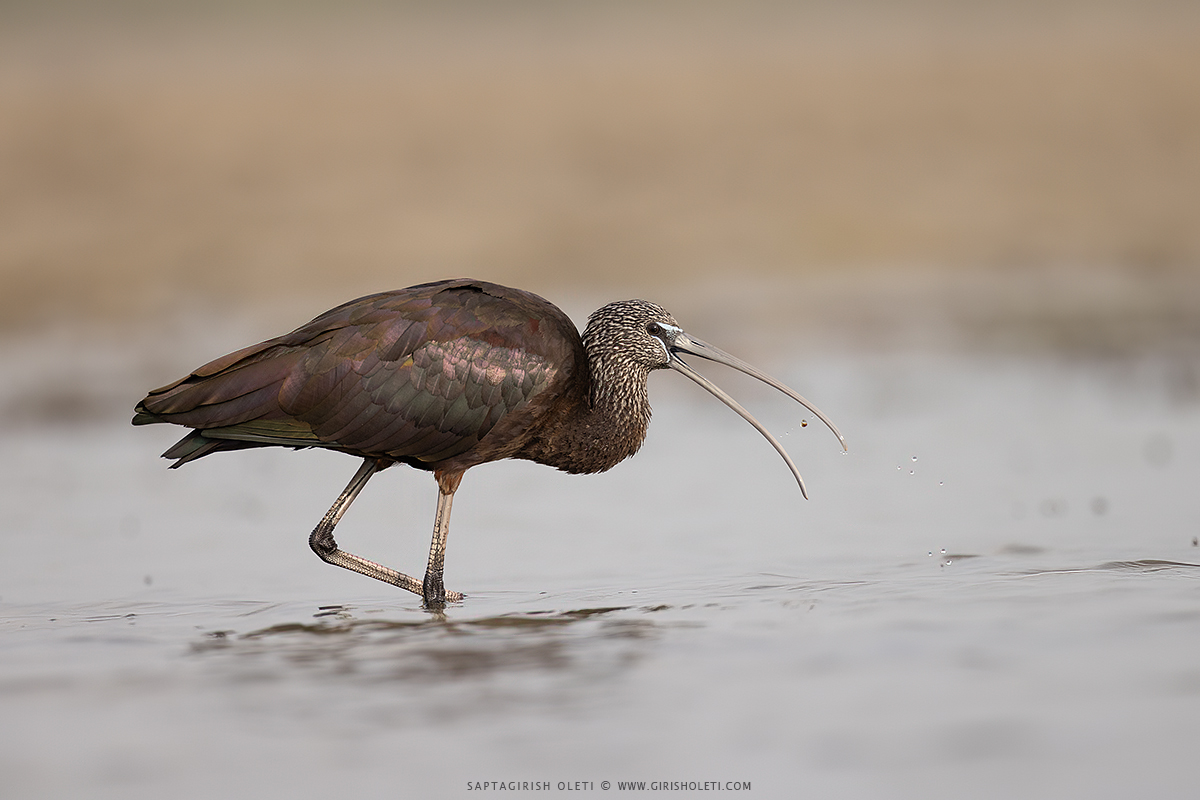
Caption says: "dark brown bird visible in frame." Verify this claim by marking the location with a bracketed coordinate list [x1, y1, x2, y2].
[133, 279, 845, 606]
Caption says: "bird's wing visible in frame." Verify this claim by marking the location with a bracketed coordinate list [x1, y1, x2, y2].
[135, 281, 579, 465]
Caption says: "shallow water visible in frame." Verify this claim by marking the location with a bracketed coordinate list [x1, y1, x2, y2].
[2, 343, 1200, 799]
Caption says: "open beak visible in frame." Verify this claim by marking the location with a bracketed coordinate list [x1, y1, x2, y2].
[665, 331, 846, 499]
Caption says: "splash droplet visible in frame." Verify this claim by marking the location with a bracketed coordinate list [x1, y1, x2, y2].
[911, 455, 918, 462]
[800, 419, 808, 427]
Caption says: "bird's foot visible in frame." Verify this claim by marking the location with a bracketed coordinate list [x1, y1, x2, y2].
[422, 573, 464, 607]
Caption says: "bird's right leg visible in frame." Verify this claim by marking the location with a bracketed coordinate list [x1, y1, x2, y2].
[308, 458, 426, 597]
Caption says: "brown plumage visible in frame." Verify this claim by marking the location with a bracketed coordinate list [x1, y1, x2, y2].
[134, 278, 844, 606]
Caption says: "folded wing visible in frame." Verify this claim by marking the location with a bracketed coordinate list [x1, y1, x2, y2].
[134, 280, 578, 468]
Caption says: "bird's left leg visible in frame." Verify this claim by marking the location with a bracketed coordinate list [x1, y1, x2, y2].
[421, 470, 465, 606]
[309, 458, 427, 597]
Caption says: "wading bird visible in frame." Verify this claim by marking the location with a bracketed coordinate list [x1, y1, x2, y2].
[134, 279, 844, 606]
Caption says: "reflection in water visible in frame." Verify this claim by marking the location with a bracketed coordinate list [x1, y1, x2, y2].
[190, 606, 667, 696]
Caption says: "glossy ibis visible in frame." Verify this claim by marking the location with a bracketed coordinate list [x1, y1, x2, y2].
[133, 279, 845, 606]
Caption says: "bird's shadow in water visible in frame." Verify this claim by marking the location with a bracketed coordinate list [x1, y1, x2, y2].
[190, 603, 674, 689]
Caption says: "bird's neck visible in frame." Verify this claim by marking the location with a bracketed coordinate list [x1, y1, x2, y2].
[529, 352, 653, 475]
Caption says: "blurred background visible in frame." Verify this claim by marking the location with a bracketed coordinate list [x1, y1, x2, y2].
[3, 3, 1200, 797]
[2, 0, 1198, 368]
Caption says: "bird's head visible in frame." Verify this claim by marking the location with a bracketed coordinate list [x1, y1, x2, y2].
[584, 299, 846, 499]
[582, 300, 680, 371]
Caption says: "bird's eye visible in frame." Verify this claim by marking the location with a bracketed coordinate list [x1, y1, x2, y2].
[645, 322, 662, 335]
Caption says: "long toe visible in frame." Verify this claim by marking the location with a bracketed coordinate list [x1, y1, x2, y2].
[421, 584, 464, 607]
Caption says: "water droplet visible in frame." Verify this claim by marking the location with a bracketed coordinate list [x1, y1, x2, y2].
[800, 419, 808, 427]
[938, 481, 944, 486]
[940, 548, 946, 554]
[911, 455, 918, 462]
[909, 470, 914, 475]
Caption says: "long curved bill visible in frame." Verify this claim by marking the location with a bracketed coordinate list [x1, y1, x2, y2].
[666, 331, 846, 499]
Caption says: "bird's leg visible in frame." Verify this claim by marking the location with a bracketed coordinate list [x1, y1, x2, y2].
[422, 470, 464, 607]
[308, 457, 425, 597]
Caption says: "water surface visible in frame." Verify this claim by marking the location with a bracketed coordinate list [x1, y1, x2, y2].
[3, 342, 1198, 798]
